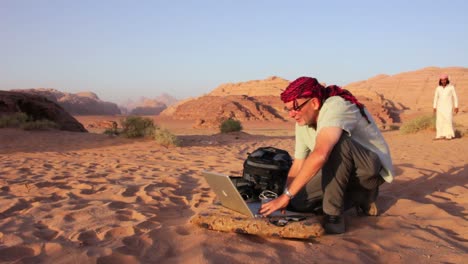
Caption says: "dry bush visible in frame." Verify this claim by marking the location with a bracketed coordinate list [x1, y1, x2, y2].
[400, 115, 435, 134]
[120, 116, 155, 138]
[0, 112, 29, 128]
[154, 128, 180, 147]
[220, 119, 243, 133]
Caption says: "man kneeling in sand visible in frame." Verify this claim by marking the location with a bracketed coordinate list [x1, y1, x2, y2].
[259, 76, 394, 234]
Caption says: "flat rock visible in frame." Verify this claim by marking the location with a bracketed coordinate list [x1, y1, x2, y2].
[190, 204, 324, 240]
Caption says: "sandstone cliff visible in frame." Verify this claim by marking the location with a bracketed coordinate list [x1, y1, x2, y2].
[209, 76, 289, 97]
[346, 67, 468, 114]
[165, 76, 396, 128]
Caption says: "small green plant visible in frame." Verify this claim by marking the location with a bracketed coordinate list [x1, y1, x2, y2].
[103, 127, 119, 136]
[21, 120, 59, 130]
[154, 128, 180, 147]
[0, 112, 29, 128]
[120, 116, 156, 138]
[220, 118, 243, 133]
[400, 115, 435, 134]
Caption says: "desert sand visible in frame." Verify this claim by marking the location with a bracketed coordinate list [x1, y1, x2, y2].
[0, 116, 467, 264]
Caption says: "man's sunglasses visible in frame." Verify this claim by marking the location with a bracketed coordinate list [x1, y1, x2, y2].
[284, 98, 313, 113]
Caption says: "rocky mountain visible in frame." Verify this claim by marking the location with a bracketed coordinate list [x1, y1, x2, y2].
[170, 95, 287, 128]
[163, 76, 291, 128]
[209, 76, 289, 96]
[155, 93, 178, 106]
[10, 88, 121, 115]
[120, 93, 178, 115]
[0, 91, 87, 132]
[130, 98, 167, 115]
[163, 76, 396, 128]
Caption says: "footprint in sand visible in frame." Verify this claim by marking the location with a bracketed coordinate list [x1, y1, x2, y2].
[35, 181, 71, 190]
[0, 199, 31, 219]
[51, 175, 70, 181]
[104, 226, 135, 240]
[81, 186, 107, 195]
[115, 209, 133, 221]
[33, 222, 59, 241]
[175, 226, 191, 236]
[78, 230, 101, 246]
[120, 235, 152, 254]
[42, 163, 54, 169]
[64, 213, 75, 222]
[0, 246, 36, 262]
[135, 220, 162, 232]
[96, 252, 139, 264]
[108, 201, 133, 210]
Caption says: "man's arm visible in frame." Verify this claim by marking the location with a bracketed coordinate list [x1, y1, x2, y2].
[452, 86, 459, 114]
[286, 127, 343, 197]
[259, 127, 343, 216]
[286, 158, 304, 185]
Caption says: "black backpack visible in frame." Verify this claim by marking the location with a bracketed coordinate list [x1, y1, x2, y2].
[240, 147, 293, 200]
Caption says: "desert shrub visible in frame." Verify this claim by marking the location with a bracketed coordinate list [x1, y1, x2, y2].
[21, 119, 59, 130]
[220, 119, 243, 133]
[120, 116, 156, 138]
[388, 125, 400, 131]
[400, 115, 435, 134]
[154, 128, 180, 147]
[103, 127, 119, 136]
[0, 112, 29, 128]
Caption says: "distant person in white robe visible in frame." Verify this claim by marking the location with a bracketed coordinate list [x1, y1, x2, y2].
[433, 74, 459, 140]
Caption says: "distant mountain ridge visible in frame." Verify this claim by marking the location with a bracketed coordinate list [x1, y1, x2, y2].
[9, 66, 466, 125]
[10, 88, 121, 115]
[120, 93, 178, 115]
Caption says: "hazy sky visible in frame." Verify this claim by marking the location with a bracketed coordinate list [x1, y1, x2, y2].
[2, 0, 467, 104]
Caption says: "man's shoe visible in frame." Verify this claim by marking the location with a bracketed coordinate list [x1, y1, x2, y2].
[356, 202, 379, 216]
[323, 214, 345, 234]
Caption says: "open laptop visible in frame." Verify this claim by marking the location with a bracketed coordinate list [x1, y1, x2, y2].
[202, 170, 306, 218]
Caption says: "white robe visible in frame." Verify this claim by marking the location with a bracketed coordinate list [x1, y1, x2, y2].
[433, 84, 459, 138]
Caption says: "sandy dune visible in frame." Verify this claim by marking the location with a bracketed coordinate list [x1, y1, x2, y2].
[0, 118, 467, 263]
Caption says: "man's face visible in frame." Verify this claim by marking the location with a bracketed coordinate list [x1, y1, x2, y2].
[441, 78, 448, 86]
[284, 97, 320, 126]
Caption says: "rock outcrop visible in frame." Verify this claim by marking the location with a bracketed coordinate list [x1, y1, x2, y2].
[170, 95, 287, 128]
[209, 76, 289, 96]
[163, 76, 397, 128]
[0, 91, 87, 132]
[10, 88, 121, 115]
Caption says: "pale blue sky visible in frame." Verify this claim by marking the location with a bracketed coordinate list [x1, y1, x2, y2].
[2, 0, 467, 104]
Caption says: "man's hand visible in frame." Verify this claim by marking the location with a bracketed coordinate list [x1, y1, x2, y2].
[259, 195, 290, 216]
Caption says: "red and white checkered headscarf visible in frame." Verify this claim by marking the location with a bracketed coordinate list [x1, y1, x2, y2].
[280, 77, 370, 123]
